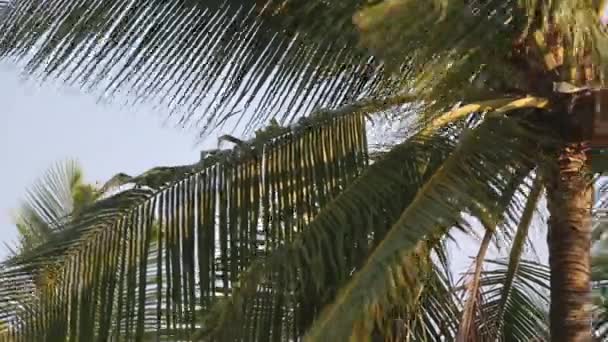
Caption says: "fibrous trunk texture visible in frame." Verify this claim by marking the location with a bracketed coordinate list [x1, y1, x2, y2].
[546, 142, 593, 342]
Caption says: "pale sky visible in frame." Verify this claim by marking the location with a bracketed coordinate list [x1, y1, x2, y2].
[0, 61, 212, 255]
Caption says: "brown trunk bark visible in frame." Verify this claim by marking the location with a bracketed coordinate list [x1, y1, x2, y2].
[545, 142, 593, 342]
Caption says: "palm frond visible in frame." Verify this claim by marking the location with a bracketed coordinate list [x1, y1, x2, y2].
[0, 105, 369, 340]
[191, 95, 522, 340]
[354, 0, 522, 90]
[194, 109, 551, 341]
[478, 259, 550, 341]
[455, 156, 538, 341]
[302, 113, 547, 341]
[196, 130, 461, 341]
[458, 175, 547, 341]
[0, 0, 409, 134]
[11, 159, 99, 253]
[354, 0, 608, 118]
[0, 0, 569, 136]
[485, 175, 544, 339]
[456, 229, 494, 342]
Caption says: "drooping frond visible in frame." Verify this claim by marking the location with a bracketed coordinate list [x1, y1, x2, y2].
[456, 230, 494, 342]
[456, 157, 537, 342]
[302, 113, 549, 341]
[470, 175, 547, 341]
[0, 0, 414, 134]
[193, 109, 551, 341]
[0, 0, 572, 135]
[0, 106, 369, 340]
[194, 128, 462, 341]
[478, 259, 550, 341]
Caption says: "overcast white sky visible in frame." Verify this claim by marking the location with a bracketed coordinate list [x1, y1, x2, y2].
[0, 61, 210, 257]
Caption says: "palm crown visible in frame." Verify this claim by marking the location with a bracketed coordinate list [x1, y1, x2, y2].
[1, 0, 608, 341]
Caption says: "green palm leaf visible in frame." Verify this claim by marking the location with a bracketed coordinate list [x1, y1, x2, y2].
[486, 176, 545, 339]
[193, 106, 552, 340]
[0, 0, 564, 135]
[455, 175, 548, 341]
[0, 0, 400, 133]
[0, 104, 370, 340]
[11, 159, 101, 254]
[479, 259, 550, 341]
[303, 114, 546, 341]
[196, 131, 459, 340]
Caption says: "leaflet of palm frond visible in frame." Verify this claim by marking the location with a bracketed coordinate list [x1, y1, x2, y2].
[480, 175, 545, 340]
[300, 114, 549, 341]
[196, 98, 546, 340]
[0, 108, 368, 340]
[195, 131, 455, 341]
[477, 259, 550, 341]
[357, 242, 462, 341]
[372, 154, 535, 342]
[196, 113, 549, 341]
[457, 174, 544, 341]
[450, 162, 533, 341]
[11, 159, 98, 254]
[0, 0, 405, 135]
[456, 229, 496, 342]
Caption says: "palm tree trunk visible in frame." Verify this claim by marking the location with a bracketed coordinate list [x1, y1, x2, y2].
[545, 141, 593, 341]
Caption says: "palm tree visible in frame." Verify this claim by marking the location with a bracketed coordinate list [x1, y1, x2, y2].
[0, 0, 607, 340]
[8, 160, 103, 254]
